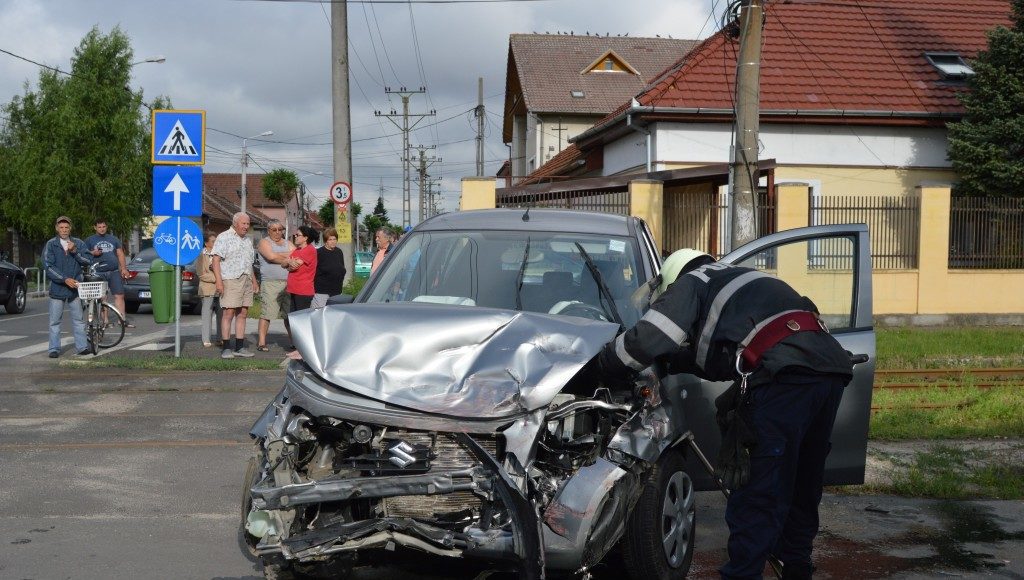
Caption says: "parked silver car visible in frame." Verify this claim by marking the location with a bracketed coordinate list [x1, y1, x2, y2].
[241, 209, 875, 579]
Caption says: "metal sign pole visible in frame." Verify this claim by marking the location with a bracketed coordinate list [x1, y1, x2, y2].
[174, 218, 181, 358]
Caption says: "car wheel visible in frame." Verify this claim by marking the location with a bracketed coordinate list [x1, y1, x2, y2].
[620, 449, 695, 580]
[125, 301, 140, 314]
[239, 451, 262, 562]
[4, 280, 26, 314]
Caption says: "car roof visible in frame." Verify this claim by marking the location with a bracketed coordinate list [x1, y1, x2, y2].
[416, 208, 633, 236]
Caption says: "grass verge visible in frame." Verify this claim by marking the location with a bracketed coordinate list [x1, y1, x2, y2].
[870, 384, 1024, 439]
[60, 356, 284, 371]
[856, 442, 1024, 500]
[876, 326, 1024, 369]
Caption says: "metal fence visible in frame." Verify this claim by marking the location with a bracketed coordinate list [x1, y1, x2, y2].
[949, 196, 1024, 269]
[662, 190, 775, 258]
[811, 195, 920, 269]
[496, 188, 630, 216]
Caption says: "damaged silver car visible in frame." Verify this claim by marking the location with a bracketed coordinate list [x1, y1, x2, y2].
[241, 209, 875, 579]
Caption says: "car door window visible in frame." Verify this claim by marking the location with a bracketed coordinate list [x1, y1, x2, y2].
[731, 235, 857, 332]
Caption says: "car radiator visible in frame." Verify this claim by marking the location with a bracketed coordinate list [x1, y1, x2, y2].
[382, 431, 497, 520]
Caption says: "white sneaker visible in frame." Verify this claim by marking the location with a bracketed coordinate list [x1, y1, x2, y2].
[233, 347, 255, 358]
[220, 349, 234, 359]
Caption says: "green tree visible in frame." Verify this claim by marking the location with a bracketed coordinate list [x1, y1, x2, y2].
[948, 0, 1024, 197]
[0, 26, 162, 240]
[318, 199, 335, 227]
[371, 196, 388, 221]
[262, 168, 300, 203]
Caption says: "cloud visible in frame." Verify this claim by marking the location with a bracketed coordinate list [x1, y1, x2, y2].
[1, 0, 720, 220]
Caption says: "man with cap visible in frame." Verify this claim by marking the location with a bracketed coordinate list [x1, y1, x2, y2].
[42, 216, 93, 358]
[596, 248, 853, 580]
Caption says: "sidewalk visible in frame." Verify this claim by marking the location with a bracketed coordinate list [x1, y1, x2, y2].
[98, 316, 294, 360]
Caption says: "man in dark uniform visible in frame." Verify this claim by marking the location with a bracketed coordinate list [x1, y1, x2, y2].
[597, 249, 853, 580]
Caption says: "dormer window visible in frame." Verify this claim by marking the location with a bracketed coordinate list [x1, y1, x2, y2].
[925, 52, 974, 79]
[581, 50, 640, 75]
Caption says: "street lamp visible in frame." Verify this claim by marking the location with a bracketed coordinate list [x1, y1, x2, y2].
[297, 172, 324, 230]
[240, 130, 274, 215]
[131, 55, 166, 66]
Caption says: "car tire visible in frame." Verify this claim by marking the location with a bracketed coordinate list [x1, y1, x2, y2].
[619, 449, 696, 580]
[125, 301, 140, 314]
[4, 280, 26, 314]
[238, 451, 262, 562]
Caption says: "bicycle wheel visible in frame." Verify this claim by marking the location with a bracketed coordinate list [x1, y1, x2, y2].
[85, 300, 99, 355]
[98, 303, 125, 348]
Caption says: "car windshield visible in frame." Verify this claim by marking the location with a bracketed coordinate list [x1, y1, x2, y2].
[362, 230, 645, 327]
[132, 248, 157, 263]
[355, 252, 373, 264]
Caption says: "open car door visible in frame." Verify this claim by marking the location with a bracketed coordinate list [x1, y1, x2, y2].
[682, 224, 874, 489]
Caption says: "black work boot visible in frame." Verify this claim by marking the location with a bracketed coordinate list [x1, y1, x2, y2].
[780, 561, 815, 580]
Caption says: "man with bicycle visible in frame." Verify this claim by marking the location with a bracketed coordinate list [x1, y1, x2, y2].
[43, 216, 92, 358]
[85, 218, 134, 328]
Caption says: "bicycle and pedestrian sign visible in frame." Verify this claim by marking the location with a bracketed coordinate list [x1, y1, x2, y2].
[153, 217, 203, 266]
[152, 110, 206, 165]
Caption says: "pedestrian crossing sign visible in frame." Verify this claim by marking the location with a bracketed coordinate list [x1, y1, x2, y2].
[152, 109, 205, 165]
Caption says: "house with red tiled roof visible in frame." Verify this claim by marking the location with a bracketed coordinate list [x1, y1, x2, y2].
[503, 33, 697, 183]
[524, 0, 1012, 197]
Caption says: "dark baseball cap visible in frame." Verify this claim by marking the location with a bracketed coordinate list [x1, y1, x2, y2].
[55, 216, 72, 226]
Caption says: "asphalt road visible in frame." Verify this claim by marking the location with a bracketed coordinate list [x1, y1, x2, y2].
[1, 304, 1023, 579]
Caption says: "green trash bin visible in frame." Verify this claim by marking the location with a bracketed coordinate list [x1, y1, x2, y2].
[149, 258, 177, 323]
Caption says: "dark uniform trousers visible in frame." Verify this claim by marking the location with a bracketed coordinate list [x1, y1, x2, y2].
[720, 373, 848, 580]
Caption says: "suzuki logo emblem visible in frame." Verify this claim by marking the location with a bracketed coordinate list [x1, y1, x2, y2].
[388, 441, 417, 468]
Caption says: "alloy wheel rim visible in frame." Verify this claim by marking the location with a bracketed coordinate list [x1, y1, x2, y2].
[15, 284, 25, 310]
[661, 471, 695, 567]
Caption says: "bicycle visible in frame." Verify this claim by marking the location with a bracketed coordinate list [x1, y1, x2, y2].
[77, 263, 126, 355]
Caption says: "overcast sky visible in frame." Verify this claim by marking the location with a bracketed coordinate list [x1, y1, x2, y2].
[0, 0, 721, 221]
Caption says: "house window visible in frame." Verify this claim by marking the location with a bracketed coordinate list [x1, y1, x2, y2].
[604, 58, 614, 70]
[924, 52, 974, 79]
[570, 90, 585, 98]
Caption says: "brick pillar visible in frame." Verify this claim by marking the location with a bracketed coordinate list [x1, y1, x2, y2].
[460, 177, 497, 210]
[629, 179, 664, 252]
[916, 184, 952, 314]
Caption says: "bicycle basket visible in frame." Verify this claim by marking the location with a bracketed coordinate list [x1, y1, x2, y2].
[77, 281, 107, 300]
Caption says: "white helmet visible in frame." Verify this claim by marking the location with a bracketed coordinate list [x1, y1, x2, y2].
[658, 248, 712, 295]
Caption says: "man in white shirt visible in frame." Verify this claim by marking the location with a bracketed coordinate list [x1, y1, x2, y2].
[212, 212, 260, 358]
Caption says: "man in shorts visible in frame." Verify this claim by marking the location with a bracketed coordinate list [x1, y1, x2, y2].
[85, 218, 134, 327]
[212, 212, 259, 359]
[255, 219, 293, 351]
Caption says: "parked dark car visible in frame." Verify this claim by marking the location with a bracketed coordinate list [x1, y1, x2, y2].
[0, 258, 27, 314]
[242, 209, 875, 579]
[124, 247, 201, 314]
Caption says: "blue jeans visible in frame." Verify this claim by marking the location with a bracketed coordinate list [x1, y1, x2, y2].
[720, 373, 848, 579]
[48, 297, 88, 354]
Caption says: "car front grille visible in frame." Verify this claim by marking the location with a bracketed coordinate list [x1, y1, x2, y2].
[382, 431, 497, 520]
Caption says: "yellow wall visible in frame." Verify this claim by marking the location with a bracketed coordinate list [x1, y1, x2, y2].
[774, 166, 957, 196]
[460, 177, 497, 210]
[776, 183, 1024, 315]
[629, 180, 664, 251]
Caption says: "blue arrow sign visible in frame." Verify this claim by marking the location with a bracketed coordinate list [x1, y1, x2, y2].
[152, 110, 205, 165]
[153, 166, 203, 217]
[153, 217, 203, 266]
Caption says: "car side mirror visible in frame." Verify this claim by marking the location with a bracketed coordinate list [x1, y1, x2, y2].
[326, 294, 355, 305]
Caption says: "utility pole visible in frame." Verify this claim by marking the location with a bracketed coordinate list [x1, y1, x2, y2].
[375, 87, 435, 227]
[414, 145, 440, 221]
[475, 77, 485, 176]
[332, 0, 354, 281]
[730, 0, 764, 249]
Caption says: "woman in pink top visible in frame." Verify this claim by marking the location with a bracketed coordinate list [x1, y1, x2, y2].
[286, 225, 319, 312]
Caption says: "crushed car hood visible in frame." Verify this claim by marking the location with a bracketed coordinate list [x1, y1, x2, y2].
[289, 303, 619, 418]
